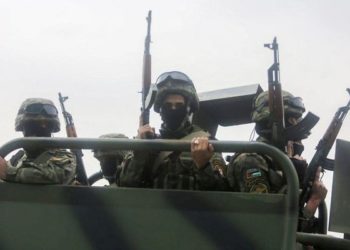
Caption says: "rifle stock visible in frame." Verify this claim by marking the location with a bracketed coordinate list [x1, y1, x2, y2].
[66, 126, 78, 138]
[299, 89, 350, 210]
[58, 92, 89, 185]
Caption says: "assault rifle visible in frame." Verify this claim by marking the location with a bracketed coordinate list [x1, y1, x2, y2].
[58, 92, 89, 185]
[264, 37, 285, 151]
[264, 37, 319, 150]
[140, 10, 152, 125]
[299, 88, 350, 209]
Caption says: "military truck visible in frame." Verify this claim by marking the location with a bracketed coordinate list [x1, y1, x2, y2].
[0, 85, 349, 250]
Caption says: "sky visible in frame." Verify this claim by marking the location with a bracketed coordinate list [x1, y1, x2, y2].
[1, 0, 350, 235]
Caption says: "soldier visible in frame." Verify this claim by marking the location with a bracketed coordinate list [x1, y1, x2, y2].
[93, 133, 129, 185]
[0, 98, 76, 184]
[227, 90, 327, 232]
[119, 71, 227, 190]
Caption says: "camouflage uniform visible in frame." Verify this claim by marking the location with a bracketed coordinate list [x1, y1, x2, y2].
[2, 98, 76, 184]
[5, 149, 76, 184]
[119, 71, 227, 190]
[228, 90, 321, 233]
[93, 133, 129, 185]
[120, 125, 227, 190]
[227, 150, 278, 193]
[227, 91, 306, 193]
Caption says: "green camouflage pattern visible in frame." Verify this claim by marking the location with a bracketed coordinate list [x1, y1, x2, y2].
[5, 149, 76, 184]
[227, 153, 271, 193]
[153, 80, 199, 113]
[15, 98, 60, 132]
[252, 90, 305, 123]
[119, 125, 227, 190]
[228, 144, 320, 233]
[93, 133, 129, 160]
[228, 135, 286, 193]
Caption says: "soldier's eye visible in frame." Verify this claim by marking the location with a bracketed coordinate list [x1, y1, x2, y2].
[174, 103, 185, 109]
[162, 103, 173, 110]
[162, 102, 185, 110]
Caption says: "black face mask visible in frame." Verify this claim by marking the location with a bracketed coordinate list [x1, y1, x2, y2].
[23, 123, 52, 158]
[160, 105, 188, 131]
[100, 156, 120, 177]
[292, 142, 304, 156]
[23, 123, 51, 137]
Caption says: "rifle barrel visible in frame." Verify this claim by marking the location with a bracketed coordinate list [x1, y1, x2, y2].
[141, 10, 152, 125]
[57, 92, 89, 185]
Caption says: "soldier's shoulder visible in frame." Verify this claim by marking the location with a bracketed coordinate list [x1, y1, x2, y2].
[45, 149, 76, 168]
[47, 149, 75, 158]
[232, 153, 269, 168]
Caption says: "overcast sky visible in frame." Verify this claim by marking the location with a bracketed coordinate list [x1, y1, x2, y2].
[1, 0, 349, 234]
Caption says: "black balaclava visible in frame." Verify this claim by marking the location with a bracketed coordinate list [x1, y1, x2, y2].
[22, 121, 52, 158]
[159, 101, 192, 139]
[99, 156, 121, 184]
[23, 123, 51, 137]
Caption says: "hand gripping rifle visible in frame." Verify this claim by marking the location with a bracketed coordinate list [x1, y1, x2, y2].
[58, 92, 89, 185]
[299, 88, 350, 210]
[264, 37, 319, 151]
[140, 10, 152, 126]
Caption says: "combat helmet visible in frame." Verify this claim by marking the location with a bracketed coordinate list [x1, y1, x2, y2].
[153, 71, 199, 113]
[15, 98, 60, 132]
[252, 90, 305, 124]
[93, 133, 129, 160]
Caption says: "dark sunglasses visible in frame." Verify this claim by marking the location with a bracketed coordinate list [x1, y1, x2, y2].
[156, 71, 192, 85]
[25, 103, 58, 116]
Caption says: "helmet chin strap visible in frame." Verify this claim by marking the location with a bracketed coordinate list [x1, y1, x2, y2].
[188, 112, 194, 123]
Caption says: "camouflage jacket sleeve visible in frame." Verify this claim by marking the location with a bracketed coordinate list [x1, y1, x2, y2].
[5, 149, 76, 184]
[119, 151, 228, 191]
[119, 151, 157, 187]
[193, 152, 229, 191]
[227, 153, 271, 193]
